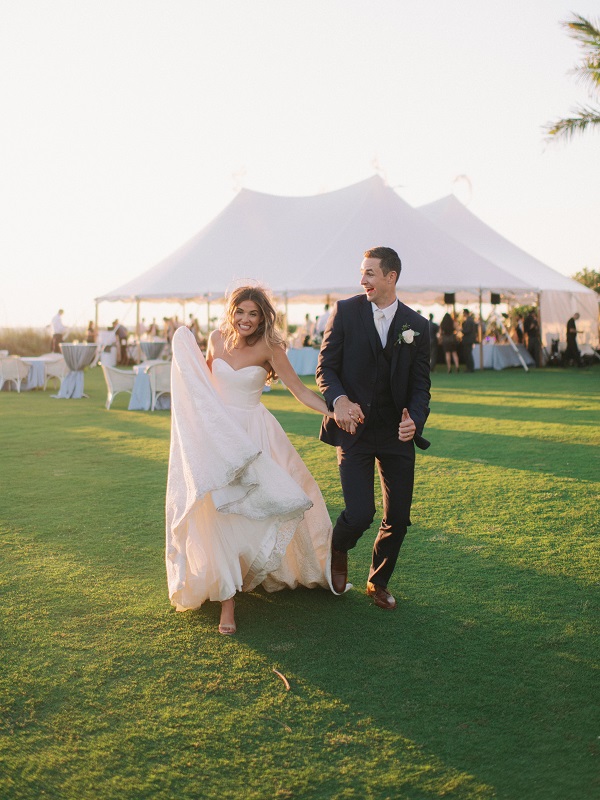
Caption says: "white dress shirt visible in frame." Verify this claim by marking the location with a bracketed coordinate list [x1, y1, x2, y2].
[372, 300, 398, 347]
[50, 314, 67, 335]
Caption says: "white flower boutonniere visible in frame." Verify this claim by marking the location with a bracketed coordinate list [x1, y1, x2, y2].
[397, 324, 420, 346]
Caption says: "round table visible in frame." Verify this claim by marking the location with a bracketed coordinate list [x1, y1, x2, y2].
[54, 343, 98, 398]
[140, 340, 167, 360]
[128, 360, 171, 410]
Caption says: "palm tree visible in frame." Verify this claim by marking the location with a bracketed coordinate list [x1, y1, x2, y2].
[545, 14, 600, 141]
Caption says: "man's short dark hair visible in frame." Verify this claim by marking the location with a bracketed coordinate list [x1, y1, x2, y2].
[364, 246, 401, 283]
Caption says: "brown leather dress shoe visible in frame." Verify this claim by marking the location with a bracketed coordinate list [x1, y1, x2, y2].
[366, 581, 397, 610]
[331, 548, 348, 594]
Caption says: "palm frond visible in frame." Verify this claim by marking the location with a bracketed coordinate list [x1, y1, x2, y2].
[544, 105, 600, 141]
[562, 14, 600, 47]
[570, 62, 600, 95]
[564, 15, 600, 94]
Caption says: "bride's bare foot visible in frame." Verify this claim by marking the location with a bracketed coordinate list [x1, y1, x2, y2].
[218, 598, 236, 635]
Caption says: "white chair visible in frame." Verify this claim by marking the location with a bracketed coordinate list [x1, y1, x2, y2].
[146, 362, 171, 411]
[44, 357, 70, 392]
[101, 364, 135, 410]
[0, 357, 31, 392]
[96, 330, 118, 368]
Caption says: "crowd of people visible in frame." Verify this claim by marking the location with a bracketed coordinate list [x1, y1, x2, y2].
[49, 302, 588, 373]
[426, 308, 479, 373]
[51, 314, 209, 365]
[424, 306, 585, 371]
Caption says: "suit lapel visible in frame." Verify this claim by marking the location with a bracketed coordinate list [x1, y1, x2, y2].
[390, 304, 409, 374]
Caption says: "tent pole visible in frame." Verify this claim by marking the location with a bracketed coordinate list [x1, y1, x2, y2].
[136, 300, 141, 363]
[284, 292, 289, 336]
[537, 291, 543, 366]
[94, 301, 99, 330]
[207, 296, 211, 333]
[478, 289, 483, 370]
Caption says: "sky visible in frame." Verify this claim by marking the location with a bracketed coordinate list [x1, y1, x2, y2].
[1, 0, 599, 330]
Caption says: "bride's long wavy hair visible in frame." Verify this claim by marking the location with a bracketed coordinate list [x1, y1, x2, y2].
[221, 285, 285, 381]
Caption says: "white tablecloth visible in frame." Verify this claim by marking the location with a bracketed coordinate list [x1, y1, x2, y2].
[287, 347, 319, 376]
[21, 358, 46, 390]
[473, 344, 535, 370]
[128, 361, 171, 410]
[140, 340, 167, 360]
[54, 344, 98, 398]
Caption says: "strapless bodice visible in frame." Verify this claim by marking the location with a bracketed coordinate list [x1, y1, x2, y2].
[211, 358, 267, 410]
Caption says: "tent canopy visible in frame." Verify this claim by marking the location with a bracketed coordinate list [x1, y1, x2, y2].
[96, 176, 531, 306]
[420, 195, 598, 347]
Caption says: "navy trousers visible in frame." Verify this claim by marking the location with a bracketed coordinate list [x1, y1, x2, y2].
[332, 413, 415, 587]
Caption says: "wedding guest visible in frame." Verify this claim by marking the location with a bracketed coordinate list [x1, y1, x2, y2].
[85, 321, 97, 344]
[315, 304, 331, 336]
[524, 310, 541, 366]
[50, 309, 67, 353]
[188, 314, 201, 344]
[515, 314, 525, 344]
[565, 312, 581, 367]
[440, 312, 459, 373]
[113, 320, 129, 365]
[428, 313, 439, 371]
[461, 309, 477, 372]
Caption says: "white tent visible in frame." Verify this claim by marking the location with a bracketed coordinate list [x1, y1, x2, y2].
[420, 195, 599, 350]
[96, 176, 532, 317]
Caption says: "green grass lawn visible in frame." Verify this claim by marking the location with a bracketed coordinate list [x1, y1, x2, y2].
[1, 365, 598, 800]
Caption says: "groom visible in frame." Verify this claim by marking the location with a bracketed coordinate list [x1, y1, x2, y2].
[316, 247, 431, 609]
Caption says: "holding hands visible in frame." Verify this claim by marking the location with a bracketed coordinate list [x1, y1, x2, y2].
[333, 396, 365, 435]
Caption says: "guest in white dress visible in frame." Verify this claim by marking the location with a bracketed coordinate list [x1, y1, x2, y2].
[166, 285, 339, 636]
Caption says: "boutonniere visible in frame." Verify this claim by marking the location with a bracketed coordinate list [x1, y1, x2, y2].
[396, 324, 420, 346]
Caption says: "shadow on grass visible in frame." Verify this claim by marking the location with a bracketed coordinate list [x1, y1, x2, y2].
[420, 427, 599, 482]
[4, 522, 595, 800]
[236, 536, 597, 799]
[430, 401, 599, 426]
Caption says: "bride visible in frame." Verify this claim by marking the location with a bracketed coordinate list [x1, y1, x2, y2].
[166, 285, 339, 635]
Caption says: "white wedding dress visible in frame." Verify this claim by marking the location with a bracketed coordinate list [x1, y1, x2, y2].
[166, 327, 334, 611]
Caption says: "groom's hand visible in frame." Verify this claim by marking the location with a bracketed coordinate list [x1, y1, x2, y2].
[333, 396, 364, 434]
[398, 408, 416, 442]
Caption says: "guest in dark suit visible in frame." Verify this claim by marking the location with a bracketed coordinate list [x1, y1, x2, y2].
[524, 310, 541, 366]
[461, 309, 477, 372]
[316, 247, 431, 610]
[565, 312, 581, 366]
[428, 313, 440, 371]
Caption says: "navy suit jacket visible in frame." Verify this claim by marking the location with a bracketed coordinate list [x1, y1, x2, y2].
[316, 295, 431, 450]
